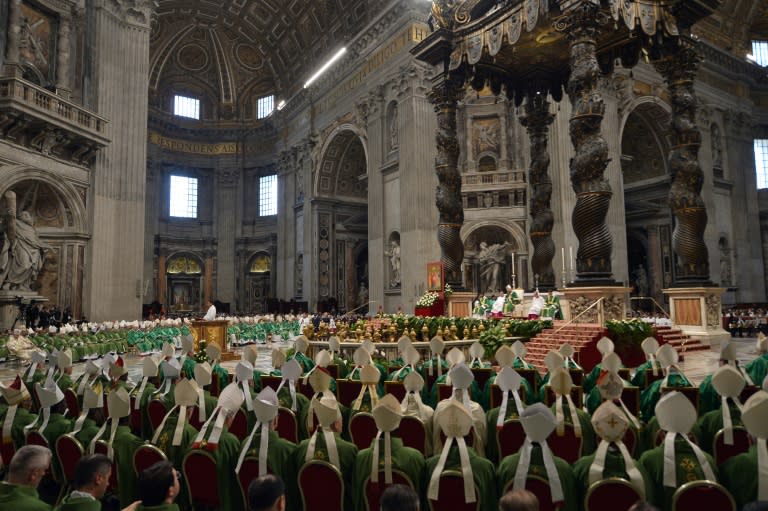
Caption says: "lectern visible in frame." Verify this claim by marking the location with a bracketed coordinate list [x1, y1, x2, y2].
[190, 320, 236, 361]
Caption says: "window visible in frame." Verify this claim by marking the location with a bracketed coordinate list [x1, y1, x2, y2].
[259, 174, 278, 216]
[755, 140, 768, 189]
[169, 175, 198, 218]
[257, 95, 275, 119]
[752, 41, 768, 67]
[173, 95, 200, 120]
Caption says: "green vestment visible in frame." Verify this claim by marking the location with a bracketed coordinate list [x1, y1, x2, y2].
[294, 431, 358, 511]
[426, 445, 497, 511]
[0, 482, 52, 511]
[694, 403, 743, 456]
[745, 353, 768, 388]
[639, 373, 692, 422]
[572, 446, 655, 506]
[195, 428, 242, 511]
[52, 494, 100, 511]
[111, 425, 144, 508]
[1, 406, 37, 448]
[720, 445, 760, 510]
[240, 429, 297, 511]
[485, 398, 525, 464]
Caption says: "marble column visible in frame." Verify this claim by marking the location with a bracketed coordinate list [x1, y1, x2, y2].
[216, 169, 238, 305]
[56, 15, 71, 98]
[653, 42, 710, 285]
[519, 93, 555, 289]
[85, 0, 152, 321]
[157, 253, 166, 305]
[204, 254, 213, 305]
[564, 3, 614, 283]
[4, 0, 21, 76]
[427, 74, 465, 287]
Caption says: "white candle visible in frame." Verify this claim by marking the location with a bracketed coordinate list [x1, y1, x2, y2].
[561, 247, 565, 271]
[511, 252, 516, 276]
[569, 246, 574, 271]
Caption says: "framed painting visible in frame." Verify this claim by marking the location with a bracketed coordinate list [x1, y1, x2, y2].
[427, 261, 444, 292]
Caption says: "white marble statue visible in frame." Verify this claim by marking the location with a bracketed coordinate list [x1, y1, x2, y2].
[0, 191, 49, 291]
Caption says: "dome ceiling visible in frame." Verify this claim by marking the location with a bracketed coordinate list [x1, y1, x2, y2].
[149, 0, 380, 120]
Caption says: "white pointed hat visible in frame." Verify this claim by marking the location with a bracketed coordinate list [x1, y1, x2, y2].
[353, 347, 370, 366]
[511, 341, 527, 358]
[495, 345, 515, 367]
[559, 344, 575, 359]
[656, 344, 679, 368]
[550, 368, 574, 396]
[328, 336, 341, 353]
[242, 346, 258, 366]
[591, 401, 628, 443]
[236, 361, 254, 382]
[496, 367, 523, 393]
[281, 359, 302, 382]
[205, 343, 222, 363]
[397, 335, 412, 354]
[218, 382, 246, 415]
[403, 371, 425, 393]
[161, 358, 181, 379]
[360, 364, 380, 385]
[314, 349, 331, 368]
[57, 350, 73, 370]
[430, 336, 445, 355]
[712, 364, 746, 398]
[161, 343, 176, 359]
[403, 347, 420, 367]
[742, 391, 768, 439]
[361, 339, 376, 356]
[194, 362, 213, 387]
[143, 357, 159, 378]
[373, 394, 402, 432]
[82, 382, 104, 410]
[174, 378, 201, 407]
[520, 403, 557, 443]
[469, 342, 484, 361]
[641, 337, 659, 356]
[757, 332, 768, 353]
[0, 375, 30, 405]
[253, 387, 278, 423]
[308, 367, 332, 394]
[596, 337, 614, 355]
[449, 363, 474, 390]
[597, 371, 624, 401]
[437, 400, 473, 438]
[315, 396, 341, 427]
[602, 352, 622, 374]
[545, 351, 565, 373]
[271, 348, 286, 369]
[445, 347, 465, 367]
[294, 336, 309, 354]
[107, 387, 130, 419]
[720, 341, 738, 361]
[656, 391, 696, 434]
[36, 377, 64, 408]
[181, 335, 194, 353]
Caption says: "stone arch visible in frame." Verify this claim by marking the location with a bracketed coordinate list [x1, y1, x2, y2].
[314, 126, 369, 199]
[462, 222, 528, 293]
[620, 100, 673, 184]
[461, 221, 526, 254]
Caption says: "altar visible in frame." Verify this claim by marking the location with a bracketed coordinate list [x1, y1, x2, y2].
[190, 320, 237, 361]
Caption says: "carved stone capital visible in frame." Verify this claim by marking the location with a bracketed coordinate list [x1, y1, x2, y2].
[98, 0, 154, 29]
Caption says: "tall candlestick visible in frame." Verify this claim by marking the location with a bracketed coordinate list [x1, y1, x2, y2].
[561, 247, 565, 271]
[511, 252, 516, 276]
[569, 246, 574, 272]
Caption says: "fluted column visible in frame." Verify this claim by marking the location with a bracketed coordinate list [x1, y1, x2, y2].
[654, 43, 710, 285]
[4, 0, 22, 75]
[427, 74, 465, 287]
[564, 4, 614, 283]
[56, 15, 71, 98]
[520, 93, 555, 289]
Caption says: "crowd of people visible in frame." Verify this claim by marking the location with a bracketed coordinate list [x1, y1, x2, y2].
[0, 327, 767, 511]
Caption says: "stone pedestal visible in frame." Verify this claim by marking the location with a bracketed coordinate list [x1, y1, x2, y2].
[663, 287, 729, 347]
[559, 286, 632, 324]
[0, 291, 48, 332]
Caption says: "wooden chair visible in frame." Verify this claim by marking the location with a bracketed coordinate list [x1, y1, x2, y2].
[643, 367, 665, 388]
[437, 383, 453, 401]
[147, 399, 168, 430]
[327, 364, 340, 380]
[93, 440, 119, 492]
[399, 415, 428, 455]
[363, 470, 414, 511]
[182, 449, 221, 510]
[713, 427, 752, 465]
[337, 379, 364, 407]
[547, 422, 584, 464]
[584, 477, 643, 511]
[276, 406, 299, 443]
[384, 381, 407, 402]
[63, 388, 80, 418]
[503, 475, 562, 511]
[230, 408, 249, 441]
[133, 443, 168, 477]
[497, 419, 526, 459]
[26, 430, 49, 448]
[618, 368, 631, 381]
[298, 460, 344, 511]
[672, 480, 736, 511]
[55, 434, 84, 485]
[349, 412, 378, 450]
[428, 469, 480, 511]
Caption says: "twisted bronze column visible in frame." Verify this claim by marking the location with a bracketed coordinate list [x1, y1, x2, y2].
[427, 75, 465, 286]
[520, 93, 555, 289]
[654, 44, 710, 284]
[564, 4, 613, 283]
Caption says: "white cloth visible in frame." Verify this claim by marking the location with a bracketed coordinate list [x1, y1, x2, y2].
[528, 296, 545, 316]
[203, 305, 217, 321]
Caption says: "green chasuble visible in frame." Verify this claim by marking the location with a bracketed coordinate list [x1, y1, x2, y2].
[277, 387, 310, 441]
[36, 413, 73, 482]
[53, 494, 101, 511]
[640, 416, 702, 455]
[496, 444, 577, 511]
[352, 437, 426, 511]
[485, 398, 525, 464]
[745, 353, 768, 388]
[482, 374, 534, 411]
[0, 482, 52, 511]
[583, 364, 604, 395]
[630, 360, 664, 389]
[290, 352, 315, 374]
[639, 436, 719, 511]
[294, 432, 358, 511]
[572, 447, 655, 506]
[154, 415, 199, 468]
[1, 406, 37, 448]
[639, 373, 692, 422]
[720, 445, 760, 510]
[137, 504, 181, 511]
[426, 445, 497, 511]
[694, 403, 743, 456]
[180, 357, 196, 380]
[73, 417, 100, 448]
[211, 363, 230, 393]
[549, 401, 597, 457]
[240, 429, 297, 511]
[112, 425, 144, 508]
[195, 427, 242, 511]
[56, 374, 74, 392]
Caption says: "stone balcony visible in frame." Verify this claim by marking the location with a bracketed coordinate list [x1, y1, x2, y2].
[0, 77, 110, 166]
[462, 170, 527, 209]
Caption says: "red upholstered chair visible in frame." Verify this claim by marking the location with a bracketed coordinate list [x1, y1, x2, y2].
[427, 469, 480, 511]
[276, 406, 298, 443]
[133, 443, 168, 477]
[621, 387, 641, 418]
[503, 475, 562, 511]
[129, 396, 142, 435]
[740, 385, 760, 403]
[623, 426, 638, 457]
[298, 460, 344, 511]
[237, 456, 269, 510]
[672, 480, 736, 511]
[337, 379, 364, 407]
[188, 406, 205, 431]
[147, 399, 168, 430]
[259, 375, 282, 392]
[713, 427, 752, 465]
[584, 477, 643, 511]
[363, 470, 414, 511]
[349, 412, 378, 450]
[93, 440, 118, 492]
[298, 379, 314, 400]
[182, 450, 221, 510]
[497, 419, 526, 459]
[64, 388, 80, 418]
[26, 430, 49, 448]
[384, 381, 406, 402]
[55, 434, 84, 485]
[437, 384, 453, 401]
[230, 408, 249, 441]
[547, 422, 584, 464]
[399, 415, 428, 455]
[327, 364, 340, 380]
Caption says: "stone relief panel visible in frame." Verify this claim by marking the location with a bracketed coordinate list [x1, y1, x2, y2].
[472, 117, 500, 160]
[706, 294, 721, 328]
[18, 1, 56, 87]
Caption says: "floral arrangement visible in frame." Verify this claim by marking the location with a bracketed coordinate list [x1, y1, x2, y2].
[416, 291, 440, 307]
[444, 283, 454, 296]
[192, 340, 209, 363]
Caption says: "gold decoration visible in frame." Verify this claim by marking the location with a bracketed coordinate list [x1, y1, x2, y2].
[166, 256, 202, 275]
[249, 254, 271, 273]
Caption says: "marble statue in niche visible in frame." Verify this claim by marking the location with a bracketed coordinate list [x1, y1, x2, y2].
[389, 104, 399, 150]
[0, 191, 49, 291]
[478, 241, 511, 294]
[384, 236, 401, 288]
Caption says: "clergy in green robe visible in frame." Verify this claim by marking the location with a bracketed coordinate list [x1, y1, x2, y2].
[639, 371, 692, 422]
[276, 360, 311, 441]
[294, 397, 358, 511]
[427, 399, 496, 511]
[583, 337, 617, 394]
[495, 404, 578, 511]
[111, 422, 144, 507]
[485, 366, 527, 463]
[135, 460, 182, 511]
[31, 401, 72, 483]
[745, 340, 768, 387]
[53, 453, 113, 511]
[0, 376, 37, 450]
[152, 379, 201, 470]
[290, 336, 315, 374]
[0, 444, 53, 511]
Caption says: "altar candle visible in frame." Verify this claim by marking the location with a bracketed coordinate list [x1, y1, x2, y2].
[561, 248, 565, 271]
[569, 246, 574, 271]
[511, 252, 516, 276]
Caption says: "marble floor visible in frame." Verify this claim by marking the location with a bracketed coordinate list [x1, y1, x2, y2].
[0, 335, 761, 386]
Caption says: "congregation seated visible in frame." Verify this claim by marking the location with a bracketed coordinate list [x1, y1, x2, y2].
[0, 445, 52, 511]
[431, 363, 487, 457]
[54, 453, 113, 510]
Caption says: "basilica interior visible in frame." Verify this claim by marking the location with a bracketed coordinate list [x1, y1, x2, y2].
[1, 0, 768, 323]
